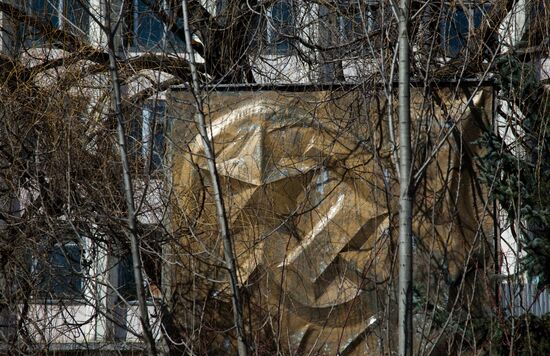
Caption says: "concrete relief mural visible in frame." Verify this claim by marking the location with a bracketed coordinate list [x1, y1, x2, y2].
[169, 88, 494, 355]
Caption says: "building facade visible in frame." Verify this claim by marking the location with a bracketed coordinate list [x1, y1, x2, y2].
[0, 0, 548, 354]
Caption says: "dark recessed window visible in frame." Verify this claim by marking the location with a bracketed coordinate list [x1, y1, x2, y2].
[132, 0, 163, 49]
[441, 4, 490, 57]
[23, 0, 89, 33]
[117, 254, 137, 301]
[129, 100, 167, 172]
[19, 0, 88, 50]
[142, 100, 166, 171]
[338, 1, 380, 50]
[266, 0, 294, 54]
[116, 236, 162, 302]
[33, 241, 83, 299]
[61, 0, 89, 32]
[131, 0, 185, 51]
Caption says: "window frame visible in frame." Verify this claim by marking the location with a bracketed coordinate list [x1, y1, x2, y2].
[30, 238, 86, 303]
[439, 3, 491, 57]
[22, 0, 89, 35]
[265, 0, 296, 55]
[128, 0, 185, 52]
[112, 227, 164, 304]
[128, 99, 168, 173]
[338, 0, 380, 45]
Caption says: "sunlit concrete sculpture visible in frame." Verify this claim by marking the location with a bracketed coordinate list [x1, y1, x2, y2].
[170, 88, 493, 355]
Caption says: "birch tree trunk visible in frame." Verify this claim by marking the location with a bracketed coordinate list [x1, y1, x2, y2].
[181, 1, 248, 355]
[397, 0, 413, 355]
[103, 1, 157, 355]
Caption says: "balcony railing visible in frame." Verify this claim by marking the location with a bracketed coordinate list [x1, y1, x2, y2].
[501, 282, 550, 316]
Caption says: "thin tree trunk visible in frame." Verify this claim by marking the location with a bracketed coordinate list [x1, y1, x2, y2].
[103, 1, 157, 355]
[180, 1, 248, 355]
[397, 0, 413, 355]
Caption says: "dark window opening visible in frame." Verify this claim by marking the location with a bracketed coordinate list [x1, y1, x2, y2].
[21, 0, 89, 44]
[25, 0, 59, 28]
[115, 236, 163, 302]
[33, 241, 83, 299]
[142, 101, 167, 171]
[117, 254, 137, 301]
[132, 0, 163, 49]
[63, 0, 89, 33]
[266, 0, 294, 54]
[440, 4, 490, 57]
[130, 0, 185, 51]
[216, 0, 227, 16]
[339, 2, 380, 44]
[129, 100, 167, 172]
[164, 18, 187, 51]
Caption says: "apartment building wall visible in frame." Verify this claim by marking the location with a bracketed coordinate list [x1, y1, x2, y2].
[0, 1, 169, 352]
[0, 0, 548, 352]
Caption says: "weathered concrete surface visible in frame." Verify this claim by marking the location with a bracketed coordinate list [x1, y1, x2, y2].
[169, 88, 494, 355]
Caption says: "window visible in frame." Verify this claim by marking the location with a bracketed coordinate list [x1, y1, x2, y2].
[338, 1, 380, 44]
[129, 100, 167, 172]
[216, 0, 227, 16]
[115, 254, 161, 302]
[440, 4, 490, 57]
[142, 100, 166, 170]
[23, 0, 89, 33]
[19, 0, 88, 49]
[266, 0, 294, 54]
[117, 254, 137, 301]
[114, 234, 163, 302]
[32, 241, 83, 299]
[132, 0, 163, 50]
[130, 0, 185, 51]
